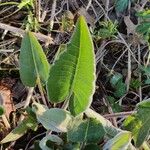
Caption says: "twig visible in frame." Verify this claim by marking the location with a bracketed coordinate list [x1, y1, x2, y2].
[0, 49, 14, 53]
[86, 0, 92, 10]
[126, 47, 132, 91]
[23, 87, 34, 108]
[103, 111, 136, 119]
[138, 44, 142, 101]
[103, 98, 118, 127]
[0, 23, 54, 44]
[49, 0, 57, 31]
[37, 77, 48, 106]
[35, 0, 41, 22]
[19, 87, 34, 122]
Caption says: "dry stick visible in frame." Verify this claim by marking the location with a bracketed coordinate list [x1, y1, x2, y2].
[138, 44, 142, 102]
[19, 87, 34, 122]
[37, 77, 48, 106]
[86, 0, 92, 10]
[0, 23, 53, 44]
[105, 0, 109, 21]
[103, 98, 118, 127]
[49, 0, 57, 31]
[126, 47, 132, 91]
[35, 0, 41, 22]
[111, 48, 128, 71]
[103, 111, 137, 119]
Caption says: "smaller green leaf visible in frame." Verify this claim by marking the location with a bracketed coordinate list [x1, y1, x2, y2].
[115, 0, 129, 13]
[1, 111, 38, 143]
[0, 105, 4, 116]
[39, 134, 63, 150]
[110, 73, 126, 98]
[32, 102, 72, 132]
[103, 131, 131, 150]
[114, 81, 126, 98]
[68, 118, 105, 143]
[110, 73, 123, 87]
[144, 79, 150, 84]
[130, 79, 141, 90]
[107, 96, 122, 112]
[18, 0, 33, 9]
[19, 32, 50, 87]
[136, 22, 150, 35]
[136, 10, 150, 19]
[137, 99, 150, 108]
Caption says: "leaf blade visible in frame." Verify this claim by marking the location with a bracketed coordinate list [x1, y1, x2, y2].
[47, 16, 96, 116]
[19, 32, 49, 87]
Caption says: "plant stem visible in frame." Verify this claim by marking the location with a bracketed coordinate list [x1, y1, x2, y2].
[37, 77, 47, 106]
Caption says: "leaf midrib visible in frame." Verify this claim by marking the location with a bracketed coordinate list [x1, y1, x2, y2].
[28, 32, 39, 81]
[68, 22, 82, 98]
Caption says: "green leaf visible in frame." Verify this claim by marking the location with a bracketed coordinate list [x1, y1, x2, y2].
[103, 131, 132, 150]
[110, 73, 123, 87]
[84, 144, 100, 150]
[39, 134, 63, 150]
[107, 96, 122, 112]
[18, 0, 33, 9]
[85, 108, 122, 137]
[130, 79, 141, 90]
[115, 0, 129, 12]
[68, 118, 105, 143]
[19, 32, 50, 87]
[110, 73, 126, 98]
[47, 16, 96, 116]
[124, 99, 150, 147]
[1, 111, 38, 143]
[136, 10, 150, 19]
[136, 99, 150, 147]
[0, 105, 4, 116]
[136, 22, 150, 35]
[32, 102, 72, 132]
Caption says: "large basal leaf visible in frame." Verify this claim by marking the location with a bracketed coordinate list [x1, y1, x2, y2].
[103, 131, 132, 150]
[68, 118, 105, 143]
[32, 102, 72, 132]
[47, 16, 96, 116]
[19, 32, 49, 87]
